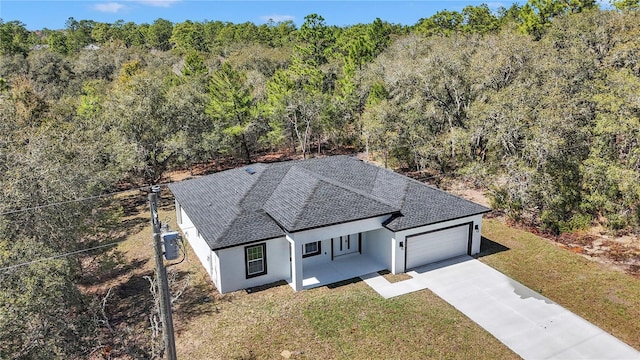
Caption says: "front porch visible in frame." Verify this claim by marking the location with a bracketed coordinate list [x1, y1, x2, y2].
[300, 253, 386, 290]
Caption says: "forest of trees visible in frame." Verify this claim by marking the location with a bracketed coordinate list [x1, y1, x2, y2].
[1, 0, 640, 357]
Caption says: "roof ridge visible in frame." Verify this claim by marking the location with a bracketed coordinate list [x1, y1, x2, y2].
[296, 165, 400, 211]
[261, 165, 320, 231]
[236, 162, 272, 206]
[213, 208, 274, 244]
[287, 166, 321, 230]
[371, 166, 409, 206]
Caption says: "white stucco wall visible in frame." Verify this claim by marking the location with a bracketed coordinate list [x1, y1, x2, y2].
[290, 215, 390, 243]
[361, 227, 394, 270]
[216, 237, 290, 294]
[301, 238, 331, 266]
[176, 197, 485, 292]
[390, 214, 484, 274]
[175, 205, 222, 290]
[177, 206, 194, 230]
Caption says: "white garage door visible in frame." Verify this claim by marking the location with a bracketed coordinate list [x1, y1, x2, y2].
[405, 224, 470, 270]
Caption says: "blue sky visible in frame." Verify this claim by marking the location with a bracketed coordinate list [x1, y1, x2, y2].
[1, 1, 518, 30]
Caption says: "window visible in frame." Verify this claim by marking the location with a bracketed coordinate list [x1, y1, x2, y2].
[303, 241, 321, 258]
[245, 243, 267, 278]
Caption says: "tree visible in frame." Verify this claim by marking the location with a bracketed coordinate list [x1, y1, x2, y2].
[519, 0, 597, 39]
[147, 18, 173, 51]
[265, 66, 332, 159]
[611, 0, 640, 10]
[91, 22, 112, 44]
[415, 10, 464, 36]
[462, 4, 501, 33]
[47, 31, 69, 55]
[165, 79, 211, 169]
[361, 82, 397, 167]
[181, 50, 208, 78]
[226, 43, 291, 77]
[582, 69, 640, 229]
[27, 50, 75, 99]
[0, 75, 124, 358]
[74, 50, 117, 81]
[368, 18, 393, 57]
[263, 69, 294, 152]
[296, 14, 334, 66]
[207, 62, 256, 163]
[121, 21, 145, 48]
[268, 20, 297, 47]
[105, 67, 184, 184]
[170, 20, 205, 53]
[0, 20, 30, 56]
[65, 17, 95, 52]
[0, 239, 95, 359]
[466, 29, 537, 165]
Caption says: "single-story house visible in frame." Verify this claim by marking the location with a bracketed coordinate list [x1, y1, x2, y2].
[168, 155, 490, 294]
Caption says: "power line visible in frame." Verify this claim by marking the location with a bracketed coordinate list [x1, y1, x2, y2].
[0, 181, 178, 272]
[0, 183, 170, 217]
[0, 240, 126, 273]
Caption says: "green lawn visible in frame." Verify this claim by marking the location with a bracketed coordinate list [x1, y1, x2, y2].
[174, 275, 518, 359]
[479, 219, 640, 351]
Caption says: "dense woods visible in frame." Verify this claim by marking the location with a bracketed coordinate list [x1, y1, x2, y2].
[1, 0, 640, 357]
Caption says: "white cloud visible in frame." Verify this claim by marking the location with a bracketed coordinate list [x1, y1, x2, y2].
[93, 2, 126, 13]
[260, 14, 296, 23]
[136, 0, 181, 7]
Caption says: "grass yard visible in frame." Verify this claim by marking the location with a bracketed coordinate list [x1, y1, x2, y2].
[174, 273, 518, 359]
[110, 193, 639, 359]
[479, 219, 640, 351]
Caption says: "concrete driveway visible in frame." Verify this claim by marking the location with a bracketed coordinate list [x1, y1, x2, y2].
[361, 256, 639, 360]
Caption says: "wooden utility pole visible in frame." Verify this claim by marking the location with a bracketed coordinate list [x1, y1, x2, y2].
[149, 186, 177, 360]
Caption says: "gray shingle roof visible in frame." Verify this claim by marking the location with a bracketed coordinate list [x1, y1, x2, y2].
[263, 166, 400, 231]
[168, 155, 490, 250]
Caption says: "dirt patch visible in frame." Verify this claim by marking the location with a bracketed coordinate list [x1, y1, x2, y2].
[501, 217, 640, 277]
[165, 150, 360, 184]
[450, 187, 491, 208]
[552, 227, 640, 276]
[377, 270, 413, 283]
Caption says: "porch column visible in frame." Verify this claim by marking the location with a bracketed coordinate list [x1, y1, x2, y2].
[288, 234, 303, 291]
[391, 235, 404, 274]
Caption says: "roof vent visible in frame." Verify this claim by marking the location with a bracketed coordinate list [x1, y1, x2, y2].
[246, 167, 256, 175]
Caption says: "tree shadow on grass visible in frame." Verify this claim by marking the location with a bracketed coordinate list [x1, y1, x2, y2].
[172, 270, 215, 311]
[476, 236, 510, 258]
[119, 192, 149, 217]
[94, 270, 156, 358]
[109, 270, 155, 325]
[80, 256, 149, 287]
[121, 216, 148, 234]
[97, 268, 217, 356]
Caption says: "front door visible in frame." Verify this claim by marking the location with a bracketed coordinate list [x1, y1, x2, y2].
[332, 234, 359, 258]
